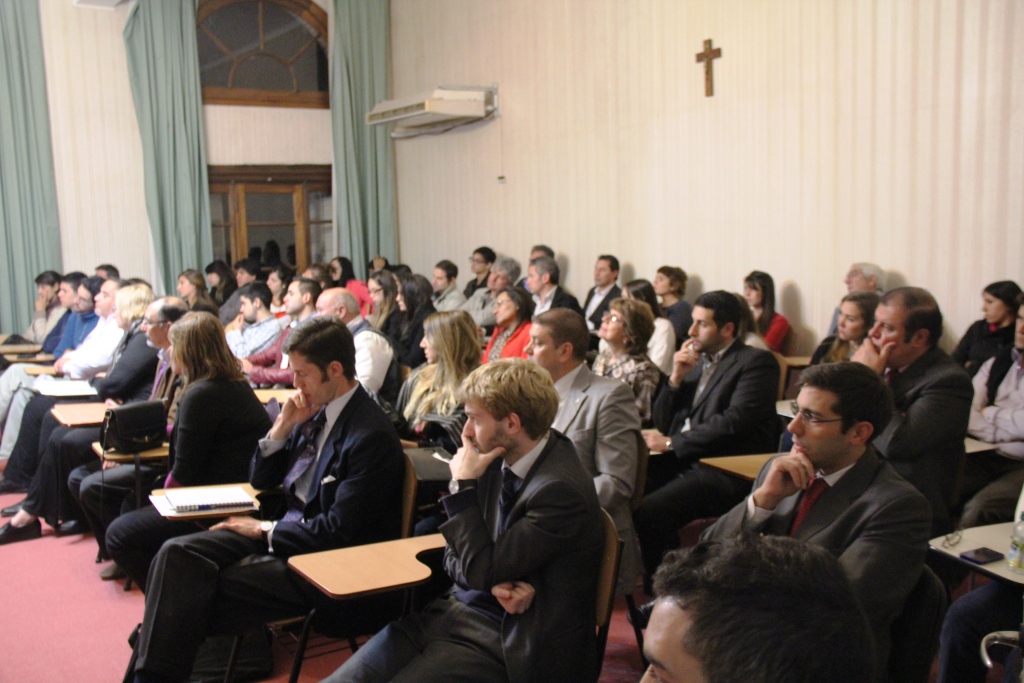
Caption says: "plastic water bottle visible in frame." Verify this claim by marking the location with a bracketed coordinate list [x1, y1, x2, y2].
[1009, 512, 1024, 574]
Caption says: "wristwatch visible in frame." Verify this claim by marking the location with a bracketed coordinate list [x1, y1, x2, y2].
[449, 478, 477, 495]
[260, 520, 274, 542]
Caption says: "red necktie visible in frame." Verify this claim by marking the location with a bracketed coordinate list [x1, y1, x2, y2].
[789, 478, 830, 535]
[883, 368, 897, 385]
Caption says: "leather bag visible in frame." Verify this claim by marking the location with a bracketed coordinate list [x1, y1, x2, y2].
[101, 400, 165, 453]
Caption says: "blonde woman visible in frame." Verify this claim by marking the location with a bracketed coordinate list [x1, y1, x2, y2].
[395, 310, 480, 453]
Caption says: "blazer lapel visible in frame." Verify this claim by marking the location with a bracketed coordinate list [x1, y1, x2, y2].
[306, 387, 363, 503]
[793, 448, 881, 542]
[690, 344, 742, 414]
[553, 367, 591, 432]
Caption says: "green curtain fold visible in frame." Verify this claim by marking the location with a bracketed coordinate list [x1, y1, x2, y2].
[124, 0, 212, 294]
[331, 0, 396, 279]
[0, 1, 62, 334]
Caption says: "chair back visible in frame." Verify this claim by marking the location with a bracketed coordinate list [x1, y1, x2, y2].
[631, 431, 650, 511]
[887, 565, 948, 683]
[401, 451, 418, 539]
[593, 509, 622, 680]
[772, 352, 788, 401]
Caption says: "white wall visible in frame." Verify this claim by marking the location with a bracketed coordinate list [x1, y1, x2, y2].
[389, 0, 1024, 353]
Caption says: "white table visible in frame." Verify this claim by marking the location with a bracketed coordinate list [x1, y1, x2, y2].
[929, 522, 1024, 585]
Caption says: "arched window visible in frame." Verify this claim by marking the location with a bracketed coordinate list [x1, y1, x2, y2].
[197, 0, 328, 108]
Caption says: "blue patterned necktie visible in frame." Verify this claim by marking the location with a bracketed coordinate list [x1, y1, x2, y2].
[282, 407, 327, 521]
[498, 467, 521, 533]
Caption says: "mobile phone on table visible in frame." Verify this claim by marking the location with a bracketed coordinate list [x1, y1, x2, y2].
[959, 547, 1005, 565]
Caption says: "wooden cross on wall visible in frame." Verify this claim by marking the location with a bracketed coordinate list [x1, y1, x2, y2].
[695, 39, 722, 97]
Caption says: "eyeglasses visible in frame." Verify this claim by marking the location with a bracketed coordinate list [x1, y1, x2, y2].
[789, 401, 843, 425]
[601, 313, 623, 324]
[493, 299, 513, 308]
[141, 318, 166, 327]
[367, 287, 383, 295]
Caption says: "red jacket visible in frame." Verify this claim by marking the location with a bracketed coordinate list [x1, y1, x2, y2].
[482, 320, 532, 363]
[247, 325, 294, 386]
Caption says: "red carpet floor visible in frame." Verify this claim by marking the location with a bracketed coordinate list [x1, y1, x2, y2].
[0, 490, 647, 683]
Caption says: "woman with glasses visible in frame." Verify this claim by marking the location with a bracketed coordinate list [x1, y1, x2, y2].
[811, 291, 880, 365]
[394, 310, 480, 454]
[743, 270, 790, 353]
[592, 298, 663, 425]
[395, 273, 436, 368]
[605, 279, 676, 374]
[367, 270, 403, 351]
[482, 286, 534, 363]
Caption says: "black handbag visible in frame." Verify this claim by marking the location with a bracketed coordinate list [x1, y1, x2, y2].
[101, 400, 166, 453]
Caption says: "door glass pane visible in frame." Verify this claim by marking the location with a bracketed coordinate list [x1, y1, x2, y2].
[245, 192, 295, 268]
[308, 190, 333, 266]
[210, 193, 231, 264]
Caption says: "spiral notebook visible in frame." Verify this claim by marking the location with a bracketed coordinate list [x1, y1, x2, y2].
[162, 486, 257, 513]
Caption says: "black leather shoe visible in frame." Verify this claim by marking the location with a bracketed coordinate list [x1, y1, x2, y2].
[1, 499, 24, 517]
[56, 519, 87, 537]
[0, 519, 42, 544]
[628, 599, 656, 629]
[0, 478, 26, 495]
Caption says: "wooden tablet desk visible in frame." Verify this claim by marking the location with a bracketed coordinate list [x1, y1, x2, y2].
[699, 453, 774, 482]
[929, 523, 1024, 586]
[50, 402, 107, 427]
[254, 389, 296, 404]
[289, 534, 447, 600]
[0, 343, 42, 355]
[24, 364, 59, 376]
[91, 441, 170, 463]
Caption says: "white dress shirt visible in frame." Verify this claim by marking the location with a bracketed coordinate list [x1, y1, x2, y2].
[348, 317, 394, 393]
[61, 313, 124, 380]
[969, 350, 1024, 460]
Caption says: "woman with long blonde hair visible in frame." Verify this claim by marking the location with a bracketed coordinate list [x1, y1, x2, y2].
[395, 310, 480, 453]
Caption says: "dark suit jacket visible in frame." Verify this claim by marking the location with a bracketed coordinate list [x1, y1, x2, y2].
[549, 286, 583, 316]
[583, 284, 621, 330]
[250, 384, 405, 559]
[440, 431, 604, 683]
[653, 341, 781, 464]
[91, 324, 159, 403]
[872, 347, 972, 533]
[703, 447, 932, 677]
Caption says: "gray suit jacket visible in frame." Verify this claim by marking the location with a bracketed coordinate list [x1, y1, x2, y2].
[703, 447, 931, 678]
[440, 432, 604, 683]
[553, 365, 642, 595]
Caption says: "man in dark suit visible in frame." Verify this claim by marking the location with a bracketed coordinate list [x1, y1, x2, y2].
[635, 290, 781, 585]
[323, 359, 605, 683]
[851, 286, 972, 534]
[702, 362, 931, 677]
[582, 254, 621, 332]
[126, 317, 405, 683]
[526, 255, 583, 317]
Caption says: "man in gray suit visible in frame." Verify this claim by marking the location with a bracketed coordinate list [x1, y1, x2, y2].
[526, 308, 643, 595]
[324, 360, 604, 683]
[703, 362, 932, 677]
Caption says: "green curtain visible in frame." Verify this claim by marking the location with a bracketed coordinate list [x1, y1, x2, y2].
[0, 1, 61, 334]
[331, 0, 396, 279]
[123, 0, 212, 294]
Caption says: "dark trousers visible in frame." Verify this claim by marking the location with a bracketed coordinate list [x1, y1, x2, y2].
[958, 452, 1024, 528]
[321, 594, 507, 683]
[134, 529, 391, 682]
[21, 426, 100, 527]
[2, 394, 62, 486]
[72, 461, 164, 558]
[107, 505, 208, 590]
[938, 581, 1024, 683]
[635, 465, 752, 585]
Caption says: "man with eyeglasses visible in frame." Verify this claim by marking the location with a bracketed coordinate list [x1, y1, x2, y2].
[702, 361, 931, 678]
[463, 246, 495, 299]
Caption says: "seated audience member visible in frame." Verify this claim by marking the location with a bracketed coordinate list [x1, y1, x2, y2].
[395, 310, 480, 453]
[241, 278, 320, 387]
[38, 271, 83, 354]
[642, 536, 876, 683]
[302, 263, 333, 293]
[317, 288, 398, 401]
[603, 279, 676, 375]
[636, 290, 781, 586]
[368, 269, 403, 349]
[463, 245, 495, 299]
[430, 259, 466, 312]
[743, 270, 790, 353]
[395, 273, 436, 368]
[592, 298, 662, 425]
[121, 317, 404, 683]
[952, 280, 1022, 377]
[19, 270, 66, 347]
[698, 362, 931, 674]
[322, 359, 604, 683]
[95, 263, 120, 280]
[483, 286, 534, 363]
[527, 309, 642, 595]
[175, 269, 219, 316]
[527, 255, 583, 317]
[224, 283, 282, 359]
[518, 244, 554, 290]
[957, 293, 1024, 527]
[826, 262, 885, 335]
[653, 265, 693, 349]
[105, 311, 274, 590]
[217, 257, 260, 325]
[265, 264, 292, 317]
[583, 254, 621, 333]
[329, 256, 371, 314]
[460, 256, 521, 332]
[733, 292, 771, 351]
[0, 285, 158, 544]
[810, 290, 880, 365]
[261, 239, 282, 267]
[852, 286, 973, 534]
[204, 260, 236, 308]
[71, 298, 188, 571]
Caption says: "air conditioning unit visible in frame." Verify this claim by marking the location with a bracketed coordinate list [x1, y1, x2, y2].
[366, 86, 497, 136]
[72, 0, 129, 8]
